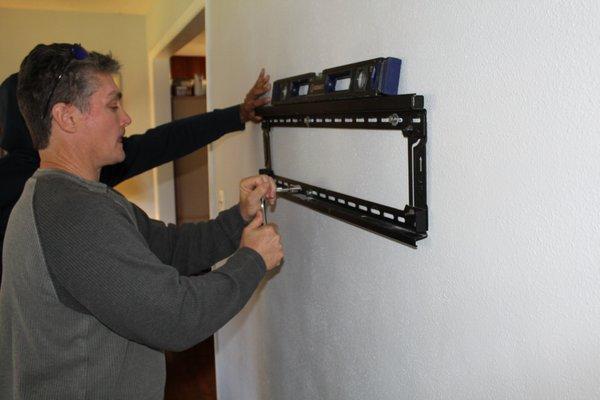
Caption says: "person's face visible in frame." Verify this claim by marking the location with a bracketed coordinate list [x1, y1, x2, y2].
[79, 72, 131, 168]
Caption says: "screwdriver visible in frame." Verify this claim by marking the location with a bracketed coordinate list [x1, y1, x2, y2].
[261, 185, 302, 224]
[276, 185, 302, 193]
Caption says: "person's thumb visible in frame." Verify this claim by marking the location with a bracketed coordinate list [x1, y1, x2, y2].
[246, 210, 264, 229]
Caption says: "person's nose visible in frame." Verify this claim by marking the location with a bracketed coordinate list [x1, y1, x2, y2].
[120, 108, 132, 128]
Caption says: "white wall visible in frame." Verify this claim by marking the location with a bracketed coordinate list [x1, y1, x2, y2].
[208, 1, 600, 399]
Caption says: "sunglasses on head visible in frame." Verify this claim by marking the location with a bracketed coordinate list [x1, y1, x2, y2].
[42, 43, 89, 120]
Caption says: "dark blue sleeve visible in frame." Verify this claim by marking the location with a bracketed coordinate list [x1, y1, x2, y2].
[0, 151, 39, 282]
[99, 105, 244, 187]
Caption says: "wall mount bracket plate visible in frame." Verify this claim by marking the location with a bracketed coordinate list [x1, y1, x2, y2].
[256, 94, 427, 248]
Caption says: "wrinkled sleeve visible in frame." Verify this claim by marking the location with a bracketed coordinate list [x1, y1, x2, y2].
[35, 190, 265, 352]
[132, 203, 248, 276]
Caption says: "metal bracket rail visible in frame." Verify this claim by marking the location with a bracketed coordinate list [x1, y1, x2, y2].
[256, 94, 428, 248]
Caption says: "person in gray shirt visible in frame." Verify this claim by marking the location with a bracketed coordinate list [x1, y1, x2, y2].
[0, 43, 283, 399]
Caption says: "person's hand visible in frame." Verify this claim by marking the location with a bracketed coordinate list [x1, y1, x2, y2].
[240, 211, 284, 270]
[239, 68, 271, 123]
[239, 175, 276, 222]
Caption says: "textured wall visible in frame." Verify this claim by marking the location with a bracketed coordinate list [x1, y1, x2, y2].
[207, 1, 600, 399]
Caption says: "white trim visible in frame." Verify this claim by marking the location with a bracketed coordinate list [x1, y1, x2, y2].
[146, 0, 206, 221]
[147, 0, 206, 61]
[205, 0, 217, 219]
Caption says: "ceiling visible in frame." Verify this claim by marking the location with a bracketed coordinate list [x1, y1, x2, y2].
[0, 0, 205, 56]
[0, 0, 159, 15]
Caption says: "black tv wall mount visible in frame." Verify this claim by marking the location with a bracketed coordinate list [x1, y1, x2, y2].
[255, 94, 428, 247]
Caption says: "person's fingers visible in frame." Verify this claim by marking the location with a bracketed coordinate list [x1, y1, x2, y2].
[255, 68, 265, 84]
[240, 175, 269, 192]
[247, 210, 264, 229]
[254, 78, 267, 89]
[244, 70, 267, 105]
[251, 73, 270, 92]
[267, 223, 279, 234]
[241, 180, 271, 209]
[251, 70, 266, 91]
[256, 71, 268, 85]
[254, 97, 271, 107]
[258, 77, 270, 88]
[247, 182, 270, 205]
[243, 96, 267, 111]
[261, 81, 271, 93]
[241, 97, 268, 123]
[265, 177, 276, 205]
[251, 84, 270, 98]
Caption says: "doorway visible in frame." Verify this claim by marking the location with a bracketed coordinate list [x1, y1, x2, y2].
[155, 12, 217, 400]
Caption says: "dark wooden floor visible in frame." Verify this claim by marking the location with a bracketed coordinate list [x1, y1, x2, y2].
[164, 336, 217, 400]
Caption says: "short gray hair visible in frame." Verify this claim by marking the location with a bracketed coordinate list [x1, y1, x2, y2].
[17, 43, 121, 150]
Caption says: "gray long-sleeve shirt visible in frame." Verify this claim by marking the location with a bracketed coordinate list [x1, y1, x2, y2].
[0, 169, 266, 399]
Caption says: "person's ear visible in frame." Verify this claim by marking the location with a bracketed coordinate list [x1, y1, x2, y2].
[52, 103, 79, 134]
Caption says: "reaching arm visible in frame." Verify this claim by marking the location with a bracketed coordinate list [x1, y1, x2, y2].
[99, 68, 272, 187]
[99, 106, 244, 186]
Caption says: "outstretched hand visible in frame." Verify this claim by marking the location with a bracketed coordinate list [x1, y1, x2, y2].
[240, 68, 271, 123]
